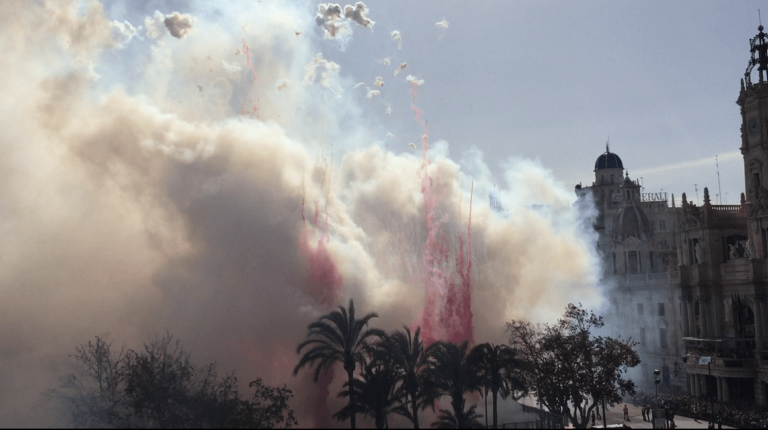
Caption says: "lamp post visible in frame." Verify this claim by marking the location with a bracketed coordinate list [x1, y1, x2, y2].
[654, 369, 661, 402]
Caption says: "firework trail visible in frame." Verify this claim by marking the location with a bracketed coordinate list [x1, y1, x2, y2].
[240, 38, 259, 117]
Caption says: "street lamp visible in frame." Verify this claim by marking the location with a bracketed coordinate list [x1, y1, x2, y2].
[654, 369, 661, 405]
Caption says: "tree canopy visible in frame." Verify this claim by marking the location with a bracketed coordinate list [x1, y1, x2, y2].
[507, 303, 640, 429]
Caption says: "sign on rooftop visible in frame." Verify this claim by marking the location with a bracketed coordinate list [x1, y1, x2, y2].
[641, 192, 667, 202]
[698, 356, 711, 365]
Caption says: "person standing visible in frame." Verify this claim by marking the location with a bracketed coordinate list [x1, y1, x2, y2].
[623, 404, 629, 421]
[642, 404, 647, 421]
[591, 410, 596, 427]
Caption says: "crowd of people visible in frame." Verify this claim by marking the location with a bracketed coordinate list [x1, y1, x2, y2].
[631, 388, 768, 428]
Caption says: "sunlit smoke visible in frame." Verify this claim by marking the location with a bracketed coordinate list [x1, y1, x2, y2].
[394, 61, 407, 76]
[0, 1, 606, 426]
[391, 30, 402, 49]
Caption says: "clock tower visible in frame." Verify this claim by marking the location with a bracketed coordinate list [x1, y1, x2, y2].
[738, 24, 768, 258]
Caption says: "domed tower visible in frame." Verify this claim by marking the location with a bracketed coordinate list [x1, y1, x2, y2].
[594, 143, 624, 186]
[738, 24, 768, 259]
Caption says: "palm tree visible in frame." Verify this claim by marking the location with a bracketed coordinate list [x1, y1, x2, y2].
[469, 343, 527, 429]
[293, 299, 385, 429]
[423, 340, 482, 429]
[379, 326, 433, 429]
[333, 358, 406, 429]
[430, 401, 484, 429]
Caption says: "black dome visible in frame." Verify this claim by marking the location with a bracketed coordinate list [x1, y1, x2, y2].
[595, 152, 624, 170]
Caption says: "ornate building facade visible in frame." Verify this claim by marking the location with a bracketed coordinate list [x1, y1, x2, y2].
[575, 24, 768, 405]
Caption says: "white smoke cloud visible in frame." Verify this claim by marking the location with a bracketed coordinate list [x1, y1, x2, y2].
[405, 74, 425, 87]
[366, 89, 380, 99]
[110, 20, 136, 48]
[315, 3, 348, 40]
[373, 77, 384, 87]
[144, 10, 196, 40]
[394, 61, 407, 76]
[0, 1, 605, 427]
[164, 11, 196, 39]
[436, 19, 449, 29]
[70, 57, 101, 81]
[385, 106, 392, 115]
[391, 30, 401, 49]
[221, 60, 241, 73]
[344, 2, 375, 28]
[276, 78, 291, 91]
[381, 57, 391, 65]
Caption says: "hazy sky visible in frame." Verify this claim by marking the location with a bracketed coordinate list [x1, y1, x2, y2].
[1, 1, 763, 426]
[101, 0, 763, 203]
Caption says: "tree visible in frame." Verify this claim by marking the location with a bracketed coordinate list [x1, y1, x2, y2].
[333, 357, 406, 429]
[468, 343, 527, 429]
[378, 326, 435, 429]
[422, 340, 482, 429]
[293, 299, 386, 429]
[52, 334, 297, 428]
[430, 402, 484, 429]
[507, 303, 640, 429]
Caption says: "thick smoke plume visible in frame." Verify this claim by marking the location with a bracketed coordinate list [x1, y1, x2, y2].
[0, 1, 604, 427]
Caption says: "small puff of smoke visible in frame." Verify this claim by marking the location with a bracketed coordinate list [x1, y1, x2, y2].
[304, 53, 341, 91]
[382, 57, 391, 65]
[221, 60, 241, 73]
[144, 11, 196, 40]
[164, 12, 196, 39]
[110, 20, 136, 48]
[405, 74, 424, 88]
[393, 62, 407, 76]
[409, 142, 417, 150]
[391, 30, 401, 49]
[373, 77, 384, 87]
[386, 132, 394, 138]
[436, 19, 449, 29]
[366, 89, 380, 100]
[385, 106, 392, 115]
[315, 4, 348, 39]
[343, 2, 375, 28]
[276, 79, 290, 91]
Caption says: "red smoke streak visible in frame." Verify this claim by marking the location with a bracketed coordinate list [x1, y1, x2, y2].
[299, 187, 342, 426]
[240, 38, 259, 117]
[412, 102, 474, 346]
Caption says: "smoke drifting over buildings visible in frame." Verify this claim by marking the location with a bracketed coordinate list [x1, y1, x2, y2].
[0, 1, 605, 426]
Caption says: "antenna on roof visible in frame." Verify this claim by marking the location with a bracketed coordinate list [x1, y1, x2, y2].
[760, 9, 763, 26]
[716, 155, 723, 205]
[606, 137, 610, 153]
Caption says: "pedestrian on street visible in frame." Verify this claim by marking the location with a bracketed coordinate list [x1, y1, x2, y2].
[596, 406, 601, 420]
[591, 410, 596, 427]
[623, 404, 629, 421]
[641, 404, 647, 421]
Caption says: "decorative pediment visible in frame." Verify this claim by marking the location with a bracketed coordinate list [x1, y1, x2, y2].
[622, 236, 643, 249]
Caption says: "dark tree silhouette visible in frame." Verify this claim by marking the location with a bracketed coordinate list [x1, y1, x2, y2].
[507, 303, 640, 429]
[430, 401, 484, 429]
[333, 357, 407, 429]
[293, 299, 385, 429]
[378, 326, 435, 429]
[422, 340, 482, 429]
[469, 343, 527, 429]
[52, 334, 297, 428]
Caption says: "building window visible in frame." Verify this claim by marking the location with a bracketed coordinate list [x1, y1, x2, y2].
[637, 303, 644, 315]
[659, 328, 668, 349]
[658, 303, 665, 317]
[640, 328, 646, 346]
[660, 220, 666, 230]
[628, 251, 638, 273]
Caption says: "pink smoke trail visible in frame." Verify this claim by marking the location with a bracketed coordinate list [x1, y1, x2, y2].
[240, 38, 259, 117]
[411, 100, 475, 345]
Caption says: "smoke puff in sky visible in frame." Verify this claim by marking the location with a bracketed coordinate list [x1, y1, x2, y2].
[163, 12, 196, 39]
[0, 0, 605, 426]
[394, 61, 407, 76]
[391, 29, 401, 49]
[343, 2, 375, 28]
[406, 74, 425, 87]
[374, 76, 384, 87]
[436, 19, 449, 29]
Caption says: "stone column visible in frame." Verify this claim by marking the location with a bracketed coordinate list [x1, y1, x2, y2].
[722, 377, 730, 402]
[688, 300, 695, 337]
[700, 301, 710, 338]
[756, 299, 765, 353]
[682, 298, 691, 337]
[693, 374, 700, 397]
[717, 377, 723, 401]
